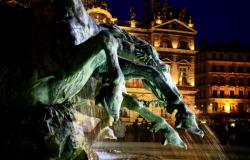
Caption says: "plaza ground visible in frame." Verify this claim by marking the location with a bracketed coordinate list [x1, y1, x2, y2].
[93, 142, 250, 160]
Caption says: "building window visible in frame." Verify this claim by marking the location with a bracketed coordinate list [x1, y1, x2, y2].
[220, 77, 225, 84]
[230, 77, 235, 85]
[238, 103, 245, 112]
[212, 65, 217, 72]
[212, 103, 218, 112]
[229, 54, 233, 60]
[230, 91, 235, 98]
[179, 41, 189, 49]
[212, 53, 216, 59]
[238, 66, 243, 73]
[220, 90, 225, 98]
[179, 67, 188, 85]
[219, 54, 224, 60]
[219, 66, 224, 72]
[202, 76, 206, 85]
[212, 77, 217, 84]
[238, 55, 242, 61]
[201, 102, 207, 112]
[230, 104, 235, 112]
[212, 90, 217, 98]
[203, 66, 206, 72]
[229, 66, 234, 72]
[161, 39, 172, 48]
[125, 79, 144, 88]
[195, 78, 198, 85]
[247, 103, 250, 112]
[201, 54, 205, 61]
[196, 90, 200, 98]
[203, 90, 206, 98]
[239, 78, 244, 85]
[239, 91, 244, 98]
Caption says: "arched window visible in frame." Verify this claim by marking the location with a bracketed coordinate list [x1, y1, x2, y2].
[220, 77, 225, 84]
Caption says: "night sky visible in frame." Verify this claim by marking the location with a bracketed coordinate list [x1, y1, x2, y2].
[106, 0, 250, 45]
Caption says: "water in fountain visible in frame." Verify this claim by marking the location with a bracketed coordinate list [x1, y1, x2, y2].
[72, 79, 234, 160]
[92, 120, 235, 160]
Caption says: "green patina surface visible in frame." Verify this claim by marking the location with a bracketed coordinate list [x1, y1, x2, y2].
[0, 0, 203, 159]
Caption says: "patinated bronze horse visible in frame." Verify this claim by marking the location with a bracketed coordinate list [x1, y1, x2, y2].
[0, 0, 203, 156]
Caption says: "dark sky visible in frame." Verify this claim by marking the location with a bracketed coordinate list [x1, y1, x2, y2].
[106, 0, 250, 45]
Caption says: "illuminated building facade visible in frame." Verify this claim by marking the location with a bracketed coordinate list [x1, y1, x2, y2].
[84, 0, 198, 123]
[196, 49, 250, 116]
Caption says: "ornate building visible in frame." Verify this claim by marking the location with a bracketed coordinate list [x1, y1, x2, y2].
[196, 47, 250, 121]
[84, 0, 198, 123]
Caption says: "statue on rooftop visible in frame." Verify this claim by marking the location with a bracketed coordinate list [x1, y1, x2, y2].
[0, 0, 203, 159]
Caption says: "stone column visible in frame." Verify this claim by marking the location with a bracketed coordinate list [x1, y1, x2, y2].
[171, 55, 178, 84]
[189, 56, 195, 86]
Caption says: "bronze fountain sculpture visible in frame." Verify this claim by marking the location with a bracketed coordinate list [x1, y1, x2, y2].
[0, 0, 203, 159]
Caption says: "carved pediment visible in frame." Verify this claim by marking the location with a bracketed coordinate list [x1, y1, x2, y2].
[162, 57, 173, 63]
[178, 59, 190, 64]
[153, 19, 196, 33]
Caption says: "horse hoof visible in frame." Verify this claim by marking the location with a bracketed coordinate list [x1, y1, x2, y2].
[162, 129, 188, 149]
[176, 112, 204, 137]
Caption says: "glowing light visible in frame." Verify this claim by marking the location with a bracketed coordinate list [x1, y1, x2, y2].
[156, 19, 162, 25]
[224, 105, 230, 113]
[189, 41, 195, 50]
[200, 120, 207, 124]
[130, 20, 136, 28]
[172, 39, 178, 49]
[190, 81, 194, 86]
[188, 23, 194, 28]
[230, 122, 235, 127]
[154, 40, 160, 47]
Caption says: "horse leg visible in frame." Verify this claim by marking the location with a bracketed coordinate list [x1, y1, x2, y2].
[73, 30, 125, 123]
[118, 57, 203, 137]
[35, 31, 124, 123]
[88, 31, 124, 122]
[122, 93, 187, 149]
